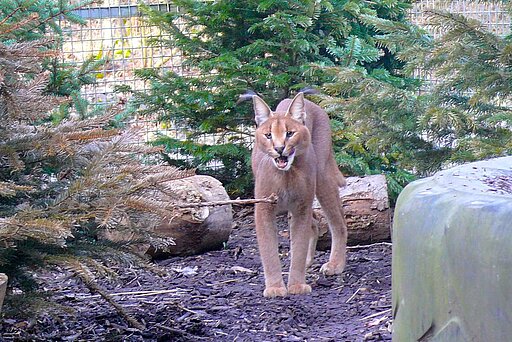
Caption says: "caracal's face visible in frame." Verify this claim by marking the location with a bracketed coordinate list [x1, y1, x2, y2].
[255, 114, 310, 171]
[252, 93, 311, 172]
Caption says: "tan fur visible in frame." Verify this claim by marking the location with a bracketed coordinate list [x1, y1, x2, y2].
[251, 92, 348, 298]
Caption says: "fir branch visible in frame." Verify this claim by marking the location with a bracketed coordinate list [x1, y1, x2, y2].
[0, 217, 73, 245]
[64, 128, 121, 142]
[0, 12, 39, 36]
[0, 181, 32, 197]
[123, 197, 172, 218]
[0, 5, 24, 27]
[129, 168, 195, 193]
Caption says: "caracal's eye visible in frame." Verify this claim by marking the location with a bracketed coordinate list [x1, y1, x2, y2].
[264, 132, 272, 140]
[286, 131, 295, 138]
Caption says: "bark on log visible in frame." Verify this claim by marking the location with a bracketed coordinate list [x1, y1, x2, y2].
[149, 175, 234, 257]
[0, 273, 7, 314]
[102, 175, 233, 257]
[314, 174, 391, 249]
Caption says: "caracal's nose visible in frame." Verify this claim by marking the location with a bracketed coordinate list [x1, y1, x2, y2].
[274, 146, 284, 155]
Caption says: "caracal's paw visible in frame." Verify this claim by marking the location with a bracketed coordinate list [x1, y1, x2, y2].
[287, 284, 312, 295]
[263, 286, 288, 298]
[320, 261, 345, 276]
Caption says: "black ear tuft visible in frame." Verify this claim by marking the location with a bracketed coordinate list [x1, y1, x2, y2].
[236, 90, 259, 105]
[298, 86, 320, 95]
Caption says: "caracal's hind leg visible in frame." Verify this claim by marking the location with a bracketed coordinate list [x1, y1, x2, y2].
[292, 212, 318, 268]
[315, 165, 347, 275]
[306, 213, 319, 268]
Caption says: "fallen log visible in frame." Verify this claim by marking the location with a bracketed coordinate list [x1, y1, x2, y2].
[149, 175, 234, 257]
[314, 174, 391, 248]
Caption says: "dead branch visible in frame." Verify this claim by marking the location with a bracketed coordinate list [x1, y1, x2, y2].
[346, 287, 363, 303]
[359, 308, 392, 321]
[347, 242, 392, 250]
[82, 288, 190, 299]
[172, 193, 278, 209]
[72, 261, 145, 331]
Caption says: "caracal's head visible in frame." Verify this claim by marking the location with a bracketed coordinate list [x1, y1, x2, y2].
[252, 92, 311, 171]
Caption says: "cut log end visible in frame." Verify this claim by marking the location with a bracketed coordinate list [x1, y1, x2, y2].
[314, 175, 391, 248]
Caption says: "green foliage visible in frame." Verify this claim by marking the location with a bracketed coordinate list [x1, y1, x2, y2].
[126, 0, 511, 200]
[0, 1, 192, 319]
[422, 9, 512, 160]
[155, 135, 252, 195]
[45, 55, 108, 121]
[320, 3, 512, 199]
[315, 12, 434, 201]
[122, 0, 418, 197]
[0, 0, 105, 121]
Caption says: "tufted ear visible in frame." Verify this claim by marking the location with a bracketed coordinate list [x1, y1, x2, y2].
[286, 92, 306, 124]
[253, 95, 273, 126]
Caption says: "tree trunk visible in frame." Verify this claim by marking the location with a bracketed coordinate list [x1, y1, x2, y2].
[0, 273, 7, 314]
[314, 174, 391, 249]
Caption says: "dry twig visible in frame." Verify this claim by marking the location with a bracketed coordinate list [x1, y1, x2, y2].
[347, 242, 392, 250]
[71, 261, 145, 331]
[346, 287, 363, 303]
[82, 288, 190, 299]
[172, 193, 278, 209]
[359, 308, 392, 321]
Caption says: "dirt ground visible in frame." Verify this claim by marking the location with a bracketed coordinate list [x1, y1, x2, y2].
[0, 208, 392, 341]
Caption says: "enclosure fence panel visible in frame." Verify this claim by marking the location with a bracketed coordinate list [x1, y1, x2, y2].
[64, 0, 511, 102]
[62, 1, 183, 105]
[61, 0, 511, 164]
[61, 1, 191, 146]
[410, 0, 510, 37]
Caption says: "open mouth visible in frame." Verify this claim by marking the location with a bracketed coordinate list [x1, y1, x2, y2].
[273, 149, 295, 170]
[275, 156, 289, 169]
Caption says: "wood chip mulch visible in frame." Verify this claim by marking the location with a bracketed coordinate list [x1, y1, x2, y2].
[1, 208, 392, 341]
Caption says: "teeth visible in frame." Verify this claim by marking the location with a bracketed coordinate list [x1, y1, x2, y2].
[275, 156, 288, 168]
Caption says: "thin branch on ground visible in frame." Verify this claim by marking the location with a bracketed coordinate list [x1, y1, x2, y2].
[72, 262, 145, 331]
[347, 242, 392, 250]
[173, 193, 278, 209]
[359, 308, 392, 321]
[346, 287, 363, 303]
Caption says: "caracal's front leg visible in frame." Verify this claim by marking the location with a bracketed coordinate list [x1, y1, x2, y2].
[287, 207, 314, 295]
[254, 203, 287, 298]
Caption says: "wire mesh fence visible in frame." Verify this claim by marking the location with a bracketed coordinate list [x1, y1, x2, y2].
[63, 0, 511, 105]
[61, 0, 203, 167]
[410, 0, 510, 36]
[61, 1, 181, 105]
[61, 0, 511, 170]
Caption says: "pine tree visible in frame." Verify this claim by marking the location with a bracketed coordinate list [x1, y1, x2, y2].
[319, 2, 512, 200]
[421, 9, 512, 162]
[317, 15, 433, 199]
[119, 0, 420, 197]
[0, 1, 193, 318]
